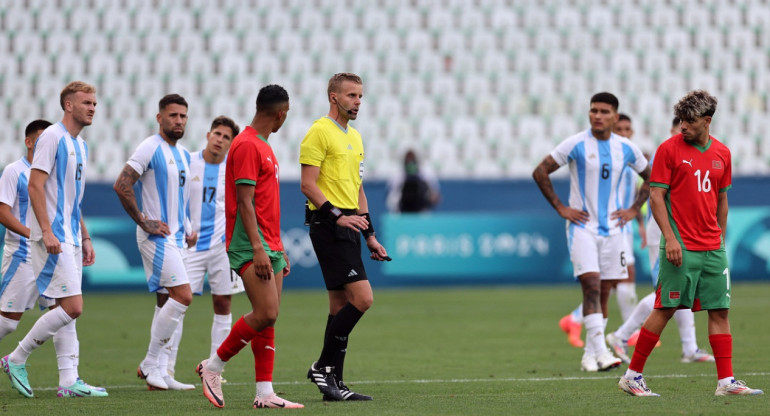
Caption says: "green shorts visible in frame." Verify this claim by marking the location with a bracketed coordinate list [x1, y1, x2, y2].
[228, 248, 287, 276]
[655, 248, 731, 311]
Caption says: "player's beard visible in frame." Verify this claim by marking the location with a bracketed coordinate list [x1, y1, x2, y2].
[164, 127, 185, 141]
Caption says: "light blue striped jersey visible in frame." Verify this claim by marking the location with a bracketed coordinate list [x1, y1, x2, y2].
[0, 157, 32, 261]
[551, 129, 647, 236]
[187, 150, 225, 252]
[618, 163, 640, 235]
[29, 122, 88, 246]
[127, 135, 191, 248]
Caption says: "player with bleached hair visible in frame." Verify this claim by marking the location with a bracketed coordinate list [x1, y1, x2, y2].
[2, 82, 107, 398]
[619, 90, 762, 397]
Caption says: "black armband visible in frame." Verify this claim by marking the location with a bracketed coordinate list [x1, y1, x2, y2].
[360, 212, 375, 238]
[319, 201, 343, 222]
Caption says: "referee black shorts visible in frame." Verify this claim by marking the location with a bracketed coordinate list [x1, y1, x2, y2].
[309, 210, 368, 291]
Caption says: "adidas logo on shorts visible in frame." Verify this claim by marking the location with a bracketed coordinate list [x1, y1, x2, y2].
[347, 269, 358, 277]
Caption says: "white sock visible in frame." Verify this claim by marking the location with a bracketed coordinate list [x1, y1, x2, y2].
[53, 319, 78, 386]
[624, 369, 642, 380]
[718, 377, 735, 387]
[674, 309, 698, 357]
[583, 313, 606, 355]
[211, 313, 232, 357]
[10, 307, 73, 364]
[616, 292, 655, 340]
[163, 314, 184, 377]
[206, 352, 226, 373]
[603, 317, 608, 331]
[256, 381, 274, 398]
[0, 315, 19, 340]
[616, 282, 638, 321]
[571, 304, 584, 324]
[145, 298, 187, 367]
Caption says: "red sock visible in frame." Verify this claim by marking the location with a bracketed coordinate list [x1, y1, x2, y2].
[251, 326, 275, 382]
[628, 327, 660, 373]
[709, 333, 733, 380]
[216, 317, 258, 362]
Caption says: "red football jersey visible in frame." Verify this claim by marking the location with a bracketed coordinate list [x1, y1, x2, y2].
[225, 126, 283, 252]
[650, 134, 731, 251]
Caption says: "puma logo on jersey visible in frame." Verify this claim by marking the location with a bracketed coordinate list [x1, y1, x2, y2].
[267, 156, 272, 163]
[682, 159, 693, 167]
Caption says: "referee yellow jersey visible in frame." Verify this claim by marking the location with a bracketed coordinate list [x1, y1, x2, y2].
[299, 116, 365, 210]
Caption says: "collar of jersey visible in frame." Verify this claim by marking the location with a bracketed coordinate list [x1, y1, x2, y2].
[324, 116, 349, 134]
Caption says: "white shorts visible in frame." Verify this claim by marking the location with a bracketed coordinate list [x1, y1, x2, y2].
[0, 252, 54, 312]
[184, 244, 244, 296]
[138, 235, 189, 293]
[567, 225, 629, 280]
[647, 243, 661, 288]
[31, 240, 82, 299]
[623, 230, 636, 266]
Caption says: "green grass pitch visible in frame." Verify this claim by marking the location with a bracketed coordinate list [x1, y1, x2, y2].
[1, 283, 768, 415]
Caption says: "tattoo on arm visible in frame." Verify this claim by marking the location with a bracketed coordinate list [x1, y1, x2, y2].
[114, 166, 144, 225]
[532, 157, 563, 211]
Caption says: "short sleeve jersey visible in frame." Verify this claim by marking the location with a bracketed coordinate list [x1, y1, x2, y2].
[299, 117, 365, 210]
[29, 122, 88, 245]
[649, 134, 731, 251]
[551, 129, 648, 236]
[187, 150, 226, 252]
[0, 158, 32, 261]
[127, 134, 191, 247]
[225, 127, 283, 252]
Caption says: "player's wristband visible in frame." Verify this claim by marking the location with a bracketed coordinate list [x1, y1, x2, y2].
[319, 201, 343, 222]
[360, 213, 375, 239]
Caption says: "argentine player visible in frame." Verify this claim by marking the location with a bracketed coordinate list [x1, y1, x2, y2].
[2, 82, 107, 398]
[533, 92, 651, 372]
[113, 94, 196, 391]
[178, 116, 244, 381]
[0, 121, 54, 337]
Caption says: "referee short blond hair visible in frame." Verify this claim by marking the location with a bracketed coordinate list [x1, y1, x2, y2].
[327, 73, 362, 102]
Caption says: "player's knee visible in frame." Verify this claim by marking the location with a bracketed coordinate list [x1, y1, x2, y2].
[173, 292, 193, 306]
[63, 305, 83, 319]
[353, 294, 373, 312]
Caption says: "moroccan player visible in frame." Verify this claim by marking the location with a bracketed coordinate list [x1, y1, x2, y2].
[619, 90, 763, 396]
[196, 85, 303, 409]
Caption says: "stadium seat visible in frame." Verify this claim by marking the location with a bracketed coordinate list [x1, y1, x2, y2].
[165, 9, 194, 32]
[371, 28, 400, 53]
[458, 8, 485, 30]
[133, 7, 163, 32]
[521, 6, 550, 30]
[438, 30, 466, 55]
[13, 31, 44, 56]
[533, 29, 560, 51]
[585, 5, 613, 28]
[555, 6, 582, 28]
[490, 7, 517, 29]
[393, 7, 421, 30]
[405, 30, 432, 52]
[427, 8, 454, 31]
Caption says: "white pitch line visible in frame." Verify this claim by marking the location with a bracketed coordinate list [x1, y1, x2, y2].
[31, 372, 770, 391]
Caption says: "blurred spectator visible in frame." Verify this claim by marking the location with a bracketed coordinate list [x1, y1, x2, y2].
[386, 149, 441, 212]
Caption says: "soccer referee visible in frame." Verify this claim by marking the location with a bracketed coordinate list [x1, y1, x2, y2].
[300, 72, 389, 402]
